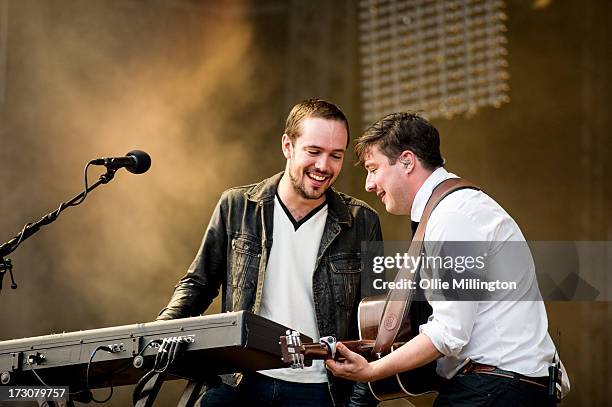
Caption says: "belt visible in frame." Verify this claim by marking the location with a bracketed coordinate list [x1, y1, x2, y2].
[460, 362, 548, 389]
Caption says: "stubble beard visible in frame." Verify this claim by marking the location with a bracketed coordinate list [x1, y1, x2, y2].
[288, 164, 331, 200]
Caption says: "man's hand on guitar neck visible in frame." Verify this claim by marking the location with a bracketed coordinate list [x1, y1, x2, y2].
[325, 342, 376, 381]
[325, 333, 443, 382]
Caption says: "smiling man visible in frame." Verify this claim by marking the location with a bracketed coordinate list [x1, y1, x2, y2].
[325, 112, 569, 406]
[158, 99, 382, 407]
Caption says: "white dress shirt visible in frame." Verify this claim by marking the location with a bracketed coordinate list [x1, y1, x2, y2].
[415, 167, 569, 394]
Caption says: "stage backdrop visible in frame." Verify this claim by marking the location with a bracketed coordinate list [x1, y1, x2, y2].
[0, 1, 609, 405]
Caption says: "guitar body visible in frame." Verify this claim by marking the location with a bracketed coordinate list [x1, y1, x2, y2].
[358, 296, 441, 401]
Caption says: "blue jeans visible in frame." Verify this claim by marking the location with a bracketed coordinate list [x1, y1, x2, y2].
[433, 373, 553, 407]
[200, 372, 334, 407]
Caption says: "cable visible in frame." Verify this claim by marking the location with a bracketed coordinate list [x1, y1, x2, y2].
[24, 356, 51, 387]
[132, 337, 189, 405]
[132, 370, 159, 406]
[138, 339, 164, 357]
[24, 352, 92, 402]
[100, 338, 164, 378]
[152, 338, 167, 371]
[24, 338, 164, 404]
[156, 338, 178, 373]
[13, 223, 33, 248]
[68, 338, 163, 401]
[29, 337, 186, 405]
[85, 345, 114, 403]
[69, 162, 93, 207]
[4, 161, 95, 257]
[46, 161, 93, 222]
[131, 336, 195, 405]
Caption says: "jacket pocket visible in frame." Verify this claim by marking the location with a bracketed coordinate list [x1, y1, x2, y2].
[230, 236, 261, 308]
[329, 253, 361, 308]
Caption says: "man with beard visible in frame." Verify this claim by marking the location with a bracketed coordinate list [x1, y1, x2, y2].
[158, 99, 382, 407]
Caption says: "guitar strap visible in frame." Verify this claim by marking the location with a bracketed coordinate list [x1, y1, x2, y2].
[372, 177, 480, 356]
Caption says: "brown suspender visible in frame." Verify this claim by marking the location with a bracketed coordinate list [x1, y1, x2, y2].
[372, 178, 480, 356]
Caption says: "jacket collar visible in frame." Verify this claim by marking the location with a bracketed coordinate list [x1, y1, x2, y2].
[245, 172, 352, 226]
[245, 172, 281, 203]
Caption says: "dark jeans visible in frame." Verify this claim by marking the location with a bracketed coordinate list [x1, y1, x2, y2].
[200, 372, 334, 407]
[433, 373, 554, 407]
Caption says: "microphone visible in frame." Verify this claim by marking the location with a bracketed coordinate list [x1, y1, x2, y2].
[90, 150, 151, 174]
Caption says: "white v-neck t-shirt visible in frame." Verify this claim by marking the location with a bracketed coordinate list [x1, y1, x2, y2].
[257, 195, 329, 383]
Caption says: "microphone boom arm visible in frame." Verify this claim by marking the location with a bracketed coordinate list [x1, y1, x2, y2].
[0, 166, 118, 291]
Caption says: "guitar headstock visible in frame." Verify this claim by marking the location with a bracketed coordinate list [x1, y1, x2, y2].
[279, 330, 308, 368]
[279, 331, 340, 369]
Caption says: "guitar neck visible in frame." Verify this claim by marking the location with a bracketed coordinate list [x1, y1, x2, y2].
[303, 339, 406, 361]
[280, 332, 405, 367]
[302, 339, 376, 361]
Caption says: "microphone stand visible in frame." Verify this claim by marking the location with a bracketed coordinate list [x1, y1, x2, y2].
[0, 167, 117, 292]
